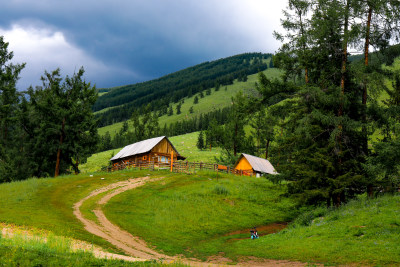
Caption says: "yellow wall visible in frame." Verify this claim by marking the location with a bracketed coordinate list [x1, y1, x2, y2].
[235, 157, 253, 171]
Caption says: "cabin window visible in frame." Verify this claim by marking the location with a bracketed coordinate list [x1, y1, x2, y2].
[159, 156, 169, 163]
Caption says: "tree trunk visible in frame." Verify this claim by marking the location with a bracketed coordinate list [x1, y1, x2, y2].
[363, 7, 373, 196]
[75, 157, 79, 175]
[54, 117, 66, 177]
[337, 0, 350, 165]
[367, 184, 374, 198]
[265, 139, 270, 159]
[362, 7, 373, 155]
[298, 9, 309, 84]
[233, 123, 238, 156]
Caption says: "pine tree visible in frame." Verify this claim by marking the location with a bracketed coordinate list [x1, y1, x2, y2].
[26, 68, 98, 177]
[272, 0, 369, 206]
[176, 102, 182, 114]
[196, 130, 205, 150]
[168, 105, 173, 116]
[0, 36, 26, 182]
[193, 96, 199, 104]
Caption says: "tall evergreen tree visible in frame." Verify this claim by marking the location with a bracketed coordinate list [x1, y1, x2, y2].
[196, 130, 205, 150]
[26, 68, 98, 177]
[0, 36, 26, 182]
[273, 0, 367, 206]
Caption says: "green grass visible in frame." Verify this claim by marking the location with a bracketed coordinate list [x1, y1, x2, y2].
[97, 68, 282, 137]
[80, 131, 224, 173]
[1, 168, 399, 265]
[0, 229, 179, 266]
[104, 172, 296, 260]
[228, 194, 400, 265]
[0, 170, 163, 252]
[80, 148, 121, 173]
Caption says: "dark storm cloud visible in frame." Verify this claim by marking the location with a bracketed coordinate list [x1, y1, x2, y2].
[0, 0, 285, 89]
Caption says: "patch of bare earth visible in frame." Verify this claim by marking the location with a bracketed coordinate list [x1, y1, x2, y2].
[73, 176, 311, 266]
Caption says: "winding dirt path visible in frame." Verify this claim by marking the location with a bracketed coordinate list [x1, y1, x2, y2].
[73, 176, 309, 266]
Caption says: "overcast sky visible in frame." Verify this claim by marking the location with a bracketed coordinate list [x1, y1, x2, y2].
[0, 0, 287, 90]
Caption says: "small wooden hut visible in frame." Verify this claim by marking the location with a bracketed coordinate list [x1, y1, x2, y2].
[110, 136, 185, 168]
[234, 153, 278, 177]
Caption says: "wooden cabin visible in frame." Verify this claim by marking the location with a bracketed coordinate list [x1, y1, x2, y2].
[234, 153, 278, 177]
[110, 136, 185, 168]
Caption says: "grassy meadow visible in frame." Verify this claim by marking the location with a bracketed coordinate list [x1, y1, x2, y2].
[104, 171, 296, 260]
[0, 170, 160, 250]
[229, 194, 400, 265]
[104, 172, 400, 265]
[0, 168, 399, 265]
[0, 229, 181, 267]
[97, 68, 282, 137]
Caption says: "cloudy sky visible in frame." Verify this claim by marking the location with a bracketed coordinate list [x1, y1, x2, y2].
[0, 0, 287, 90]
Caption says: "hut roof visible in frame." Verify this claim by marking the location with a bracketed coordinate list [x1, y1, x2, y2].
[110, 136, 184, 161]
[237, 153, 278, 175]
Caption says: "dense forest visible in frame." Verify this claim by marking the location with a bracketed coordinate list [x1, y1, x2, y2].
[94, 53, 272, 126]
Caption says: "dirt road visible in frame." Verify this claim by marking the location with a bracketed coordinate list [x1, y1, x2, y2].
[73, 176, 308, 266]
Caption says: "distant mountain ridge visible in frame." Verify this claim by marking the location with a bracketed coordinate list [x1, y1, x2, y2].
[94, 52, 272, 127]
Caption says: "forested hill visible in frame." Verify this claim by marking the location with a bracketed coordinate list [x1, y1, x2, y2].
[94, 53, 272, 127]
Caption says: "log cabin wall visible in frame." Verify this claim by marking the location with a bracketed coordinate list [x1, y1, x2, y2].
[112, 138, 179, 167]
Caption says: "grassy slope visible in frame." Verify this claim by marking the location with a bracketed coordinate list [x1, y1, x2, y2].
[229, 194, 400, 265]
[0, 169, 294, 262]
[0, 230, 174, 267]
[104, 171, 295, 260]
[97, 68, 282, 137]
[0, 167, 398, 265]
[0, 170, 162, 251]
[104, 173, 400, 265]
[80, 131, 225, 173]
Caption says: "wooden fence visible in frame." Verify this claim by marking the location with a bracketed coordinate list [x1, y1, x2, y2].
[104, 161, 254, 176]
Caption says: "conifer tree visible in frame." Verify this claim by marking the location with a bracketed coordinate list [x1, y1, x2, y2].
[26, 68, 98, 177]
[273, 0, 368, 206]
[167, 105, 173, 116]
[176, 102, 182, 114]
[0, 36, 26, 182]
[196, 130, 205, 150]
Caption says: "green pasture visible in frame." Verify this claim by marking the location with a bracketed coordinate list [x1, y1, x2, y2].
[0, 230, 182, 267]
[104, 172, 296, 260]
[80, 131, 224, 173]
[228, 194, 400, 265]
[0, 170, 163, 252]
[97, 68, 282, 137]
[0, 167, 399, 265]
[105, 174, 400, 265]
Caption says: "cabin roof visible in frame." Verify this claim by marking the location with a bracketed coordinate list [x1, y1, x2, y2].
[237, 153, 278, 175]
[110, 136, 184, 161]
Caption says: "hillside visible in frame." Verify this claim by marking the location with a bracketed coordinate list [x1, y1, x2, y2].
[98, 67, 281, 138]
[94, 53, 272, 127]
[1, 169, 398, 266]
